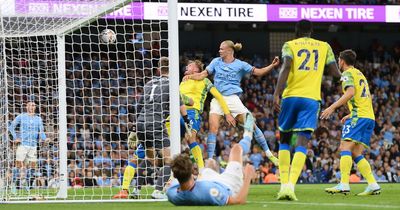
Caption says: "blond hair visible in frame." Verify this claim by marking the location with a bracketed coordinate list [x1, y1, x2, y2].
[222, 40, 242, 52]
[188, 59, 204, 71]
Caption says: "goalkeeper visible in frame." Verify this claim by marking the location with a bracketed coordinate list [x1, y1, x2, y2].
[179, 59, 236, 168]
[114, 57, 192, 199]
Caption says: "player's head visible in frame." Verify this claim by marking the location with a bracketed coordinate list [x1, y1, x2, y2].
[171, 154, 193, 184]
[295, 19, 313, 38]
[338, 49, 357, 71]
[185, 60, 204, 75]
[26, 101, 36, 114]
[219, 40, 242, 59]
[158, 57, 169, 75]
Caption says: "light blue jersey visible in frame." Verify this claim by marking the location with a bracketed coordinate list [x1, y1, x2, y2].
[9, 113, 46, 147]
[167, 180, 231, 206]
[206, 57, 253, 96]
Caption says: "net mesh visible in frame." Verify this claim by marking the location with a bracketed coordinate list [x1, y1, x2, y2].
[0, 0, 171, 202]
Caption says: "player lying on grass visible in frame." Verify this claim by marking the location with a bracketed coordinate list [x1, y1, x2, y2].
[166, 113, 256, 206]
[321, 49, 381, 196]
[180, 59, 236, 169]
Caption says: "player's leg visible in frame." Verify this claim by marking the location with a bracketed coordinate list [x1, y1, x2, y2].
[207, 113, 221, 159]
[352, 119, 380, 195]
[325, 140, 354, 194]
[276, 98, 296, 200]
[14, 145, 26, 190]
[186, 110, 204, 169]
[216, 113, 255, 196]
[254, 123, 279, 166]
[26, 147, 38, 190]
[152, 129, 171, 199]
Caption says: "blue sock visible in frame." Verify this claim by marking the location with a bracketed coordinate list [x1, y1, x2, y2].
[254, 125, 271, 152]
[239, 136, 252, 154]
[207, 133, 216, 158]
[12, 167, 20, 182]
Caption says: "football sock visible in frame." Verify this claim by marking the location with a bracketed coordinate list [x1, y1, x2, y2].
[289, 146, 307, 185]
[355, 155, 377, 185]
[122, 162, 136, 190]
[239, 136, 252, 154]
[279, 143, 290, 185]
[254, 125, 273, 156]
[340, 151, 353, 185]
[206, 133, 217, 159]
[189, 142, 204, 169]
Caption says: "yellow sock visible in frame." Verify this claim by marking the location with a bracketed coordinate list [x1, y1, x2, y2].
[289, 147, 307, 185]
[189, 143, 204, 169]
[122, 163, 136, 190]
[340, 151, 353, 184]
[356, 156, 377, 185]
[279, 144, 291, 184]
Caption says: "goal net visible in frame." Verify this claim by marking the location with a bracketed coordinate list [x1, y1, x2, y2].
[0, 0, 178, 202]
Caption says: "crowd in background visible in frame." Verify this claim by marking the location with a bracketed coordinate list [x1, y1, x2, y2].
[5, 35, 400, 189]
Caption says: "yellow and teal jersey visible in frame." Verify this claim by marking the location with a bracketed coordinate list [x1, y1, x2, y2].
[180, 78, 213, 113]
[281, 37, 336, 101]
[341, 67, 375, 120]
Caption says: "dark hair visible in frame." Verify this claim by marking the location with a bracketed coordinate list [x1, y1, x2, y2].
[171, 154, 192, 183]
[159, 57, 169, 74]
[295, 19, 313, 38]
[339, 49, 357, 66]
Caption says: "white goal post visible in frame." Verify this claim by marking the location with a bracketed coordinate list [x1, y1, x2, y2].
[0, 0, 180, 203]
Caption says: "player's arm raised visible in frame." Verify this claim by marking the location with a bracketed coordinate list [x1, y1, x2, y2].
[227, 164, 255, 205]
[252, 56, 280, 76]
[209, 87, 236, 127]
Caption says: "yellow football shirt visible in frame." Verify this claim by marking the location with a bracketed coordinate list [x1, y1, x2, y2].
[281, 37, 336, 101]
[341, 67, 375, 120]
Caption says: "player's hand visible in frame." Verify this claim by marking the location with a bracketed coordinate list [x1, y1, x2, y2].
[225, 114, 236, 127]
[15, 138, 21, 144]
[243, 164, 256, 180]
[182, 115, 193, 137]
[341, 114, 351, 124]
[320, 106, 335, 120]
[182, 75, 191, 81]
[128, 131, 138, 149]
[273, 94, 281, 113]
[271, 56, 280, 68]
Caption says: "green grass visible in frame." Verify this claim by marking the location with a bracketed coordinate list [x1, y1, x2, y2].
[2, 184, 400, 210]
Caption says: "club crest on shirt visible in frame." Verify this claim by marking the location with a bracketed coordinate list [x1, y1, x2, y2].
[209, 188, 220, 197]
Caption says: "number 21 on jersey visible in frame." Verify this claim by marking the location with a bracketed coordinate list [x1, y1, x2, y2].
[297, 49, 319, 71]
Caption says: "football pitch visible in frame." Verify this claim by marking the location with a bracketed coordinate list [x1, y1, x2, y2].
[2, 184, 399, 210]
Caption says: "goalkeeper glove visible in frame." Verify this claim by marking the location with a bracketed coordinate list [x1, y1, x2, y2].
[182, 115, 193, 137]
[134, 144, 145, 159]
[128, 128, 138, 149]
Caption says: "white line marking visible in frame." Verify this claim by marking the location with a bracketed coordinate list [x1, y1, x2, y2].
[249, 201, 400, 209]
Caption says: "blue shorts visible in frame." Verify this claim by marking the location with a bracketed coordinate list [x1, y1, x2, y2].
[278, 97, 320, 132]
[342, 118, 375, 148]
[187, 109, 201, 132]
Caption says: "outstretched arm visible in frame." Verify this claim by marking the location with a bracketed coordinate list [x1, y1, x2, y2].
[183, 70, 208, 81]
[273, 57, 292, 112]
[252, 56, 280, 76]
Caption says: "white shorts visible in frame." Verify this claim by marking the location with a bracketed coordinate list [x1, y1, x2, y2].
[198, 161, 243, 196]
[210, 95, 249, 118]
[16, 145, 37, 162]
